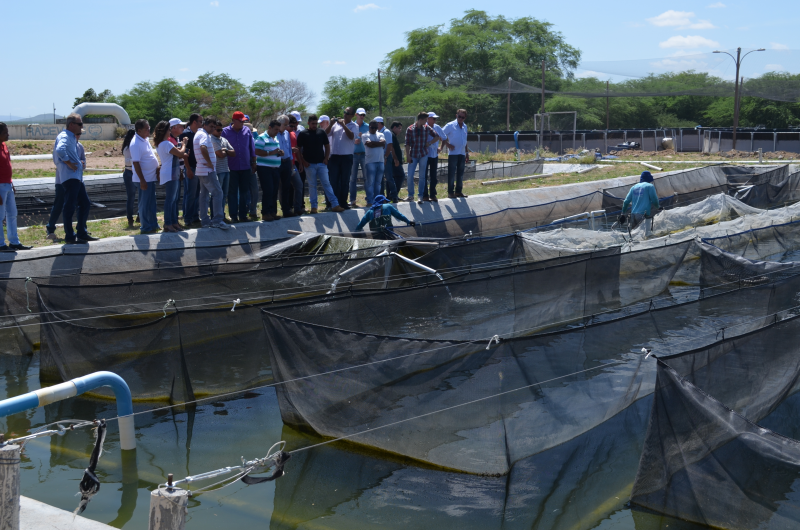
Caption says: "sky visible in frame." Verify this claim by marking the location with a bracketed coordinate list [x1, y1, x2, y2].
[2, 0, 798, 120]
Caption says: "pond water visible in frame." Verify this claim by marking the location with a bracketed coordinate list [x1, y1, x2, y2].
[0, 352, 743, 530]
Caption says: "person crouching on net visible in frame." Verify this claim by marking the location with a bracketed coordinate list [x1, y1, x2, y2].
[619, 171, 660, 229]
[355, 195, 416, 232]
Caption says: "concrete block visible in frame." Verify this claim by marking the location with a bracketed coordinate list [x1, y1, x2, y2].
[19, 496, 115, 529]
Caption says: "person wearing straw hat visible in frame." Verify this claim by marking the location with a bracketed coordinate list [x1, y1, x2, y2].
[355, 194, 415, 231]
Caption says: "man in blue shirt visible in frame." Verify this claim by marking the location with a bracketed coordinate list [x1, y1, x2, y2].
[621, 171, 660, 228]
[441, 109, 470, 199]
[54, 114, 97, 244]
[355, 195, 415, 231]
[46, 129, 87, 240]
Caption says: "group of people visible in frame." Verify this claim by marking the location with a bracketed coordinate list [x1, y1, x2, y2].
[0, 106, 477, 250]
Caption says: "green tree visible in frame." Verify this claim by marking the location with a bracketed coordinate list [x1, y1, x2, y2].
[318, 76, 379, 118]
[72, 88, 114, 108]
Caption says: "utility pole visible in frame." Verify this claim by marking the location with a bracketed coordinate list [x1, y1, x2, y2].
[541, 60, 545, 115]
[713, 47, 765, 150]
[506, 77, 511, 131]
[606, 81, 609, 131]
[53, 103, 56, 124]
[377, 69, 383, 117]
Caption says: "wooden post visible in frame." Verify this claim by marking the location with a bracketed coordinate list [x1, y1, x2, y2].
[0, 443, 20, 530]
[148, 475, 188, 530]
[606, 81, 610, 131]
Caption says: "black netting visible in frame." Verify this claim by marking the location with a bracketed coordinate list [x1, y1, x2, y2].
[631, 313, 800, 529]
[702, 216, 800, 262]
[263, 265, 800, 474]
[699, 240, 800, 294]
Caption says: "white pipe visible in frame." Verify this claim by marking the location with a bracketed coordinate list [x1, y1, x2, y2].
[640, 162, 663, 171]
[338, 250, 390, 278]
[71, 103, 131, 126]
[390, 252, 438, 276]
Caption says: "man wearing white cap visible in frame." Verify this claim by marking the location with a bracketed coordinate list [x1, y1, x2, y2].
[349, 107, 369, 207]
[425, 111, 445, 201]
[374, 117, 397, 202]
[290, 111, 304, 132]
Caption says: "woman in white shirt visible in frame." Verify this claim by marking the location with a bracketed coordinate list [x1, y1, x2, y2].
[153, 121, 188, 233]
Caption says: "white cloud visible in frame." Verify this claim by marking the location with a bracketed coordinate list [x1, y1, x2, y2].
[771, 42, 789, 50]
[210, 1, 219, 5]
[179, 67, 189, 72]
[648, 10, 694, 27]
[647, 10, 715, 29]
[354, 3, 380, 12]
[323, 60, 346, 65]
[765, 64, 784, 71]
[659, 35, 720, 49]
[707, 2, 726, 7]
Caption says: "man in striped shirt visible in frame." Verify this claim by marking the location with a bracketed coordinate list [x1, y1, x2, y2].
[254, 120, 283, 221]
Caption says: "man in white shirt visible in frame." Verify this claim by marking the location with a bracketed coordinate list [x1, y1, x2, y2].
[374, 117, 397, 202]
[130, 119, 161, 234]
[193, 116, 229, 229]
[361, 120, 386, 206]
[425, 112, 445, 202]
[441, 109, 471, 199]
[325, 106, 360, 210]
[349, 107, 370, 207]
[290, 111, 305, 132]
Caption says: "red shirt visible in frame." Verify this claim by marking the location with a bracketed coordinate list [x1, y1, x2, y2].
[0, 143, 11, 184]
[290, 131, 298, 163]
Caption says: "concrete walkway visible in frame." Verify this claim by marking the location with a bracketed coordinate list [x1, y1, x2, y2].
[21, 496, 115, 529]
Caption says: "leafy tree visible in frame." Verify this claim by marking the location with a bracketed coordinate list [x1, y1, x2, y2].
[318, 76, 380, 118]
[72, 88, 114, 108]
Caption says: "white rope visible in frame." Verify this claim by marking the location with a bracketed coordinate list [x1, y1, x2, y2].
[162, 299, 175, 317]
[486, 335, 501, 350]
[231, 299, 241, 312]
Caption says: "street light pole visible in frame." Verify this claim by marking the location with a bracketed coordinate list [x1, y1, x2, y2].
[713, 47, 765, 150]
[377, 69, 383, 117]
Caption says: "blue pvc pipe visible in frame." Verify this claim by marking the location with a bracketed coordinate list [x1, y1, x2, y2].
[0, 393, 39, 418]
[73, 372, 134, 417]
[0, 371, 133, 418]
[514, 131, 520, 151]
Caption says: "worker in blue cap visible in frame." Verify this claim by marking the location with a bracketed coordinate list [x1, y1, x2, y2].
[620, 171, 660, 229]
[356, 194, 416, 231]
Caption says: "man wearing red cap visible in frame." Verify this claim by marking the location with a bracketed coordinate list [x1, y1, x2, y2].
[222, 111, 257, 223]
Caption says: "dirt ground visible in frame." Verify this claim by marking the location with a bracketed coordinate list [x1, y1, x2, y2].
[608, 148, 798, 161]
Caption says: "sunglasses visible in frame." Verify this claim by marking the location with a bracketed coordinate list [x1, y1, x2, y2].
[457, 115, 466, 119]
[345, 112, 354, 116]
[72, 122, 84, 127]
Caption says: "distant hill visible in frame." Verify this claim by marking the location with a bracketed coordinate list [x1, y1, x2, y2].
[0, 115, 23, 122]
[3, 113, 64, 125]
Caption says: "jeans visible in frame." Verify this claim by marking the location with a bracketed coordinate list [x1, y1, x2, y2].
[257, 166, 280, 216]
[62, 178, 91, 242]
[198, 171, 224, 226]
[305, 163, 338, 209]
[291, 167, 305, 212]
[138, 182, 159, 233]
[182, 168, 200, 224]
[427, 156, 439, 198]
[365, 161, 384, 205]
[0, 184, 20, 245]
[45, 183, 66, 233]
[278, 158, 294, 214]
[214, 171, 230, 218]
[349, 152, 366, 203]
[228, 169, 251, 221]
[382, 154, 398, 200]
[407, 156, 429, 199]
[447, 155, 466, 194]
[122, 169, 137, 219]
[163, 179, 180, 226]
[248, 171, 260, 216]
[328, 154, 353, 207]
